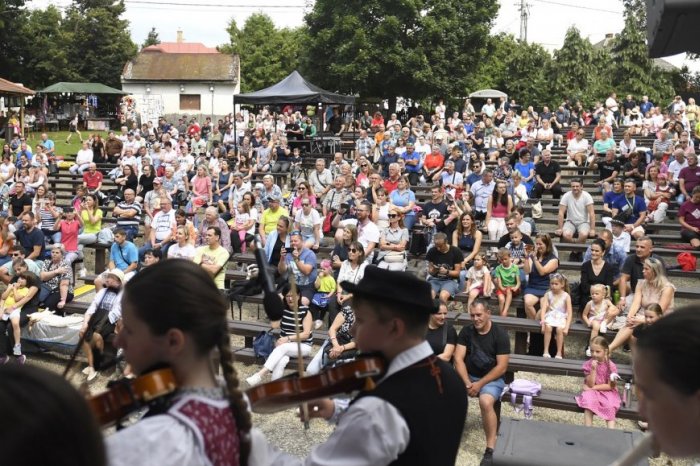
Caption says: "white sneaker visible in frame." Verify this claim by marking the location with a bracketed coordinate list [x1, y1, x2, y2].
[314, 319, 323, 330]
[599, 321, 607, 334]
[78, 267, 87, 278]
[271, 356, 290, 380]
[585, 346, 591, 357]
[246, 373, 262, 386]
[87, 367, 98, 381]
[82, 366, 92, 375]
[543, 353, 551, 358]
[12, 344, 21, 356]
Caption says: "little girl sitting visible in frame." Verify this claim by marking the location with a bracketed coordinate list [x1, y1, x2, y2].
[465, 253, 493, 310]
[538, 272, 572, 359]
[581, 284, 615, 357]
[575, 336, 621, 428]
[311, 260, 336, 330]
[228, 201, 253, 253]
[1, 273, 30, 360]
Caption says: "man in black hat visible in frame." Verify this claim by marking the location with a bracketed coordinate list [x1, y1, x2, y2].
[262, 266, 468, 465]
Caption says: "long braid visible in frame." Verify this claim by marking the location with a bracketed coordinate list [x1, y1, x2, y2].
[218, 331, 252, 466]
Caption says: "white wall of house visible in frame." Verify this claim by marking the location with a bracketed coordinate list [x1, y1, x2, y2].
[122, 82, 239, 123]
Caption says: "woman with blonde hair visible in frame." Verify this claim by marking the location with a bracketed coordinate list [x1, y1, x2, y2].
[609, 257, 675, 352]
[376, 206, 409, 271]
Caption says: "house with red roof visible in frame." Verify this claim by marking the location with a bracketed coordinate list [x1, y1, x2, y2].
[121, 30, 239, 122]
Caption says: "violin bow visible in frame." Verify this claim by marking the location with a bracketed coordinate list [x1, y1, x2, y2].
[287, 271, 310, 430]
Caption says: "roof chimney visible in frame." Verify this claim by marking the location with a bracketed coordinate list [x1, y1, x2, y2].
[176, 29, 184, 43]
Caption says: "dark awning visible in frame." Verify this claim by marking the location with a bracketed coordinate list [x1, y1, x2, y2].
[235, 71, 354, 105]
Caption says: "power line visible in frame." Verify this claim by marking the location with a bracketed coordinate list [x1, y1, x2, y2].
[124, 0, 305, 8]
[529, 0, 622, 15]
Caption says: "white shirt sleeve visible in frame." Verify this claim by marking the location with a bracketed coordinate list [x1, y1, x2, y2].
[248, 397, 409, 466]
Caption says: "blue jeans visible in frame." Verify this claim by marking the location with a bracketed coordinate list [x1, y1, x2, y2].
[120, 225, 138, 242]
[404, 214, 417, 230]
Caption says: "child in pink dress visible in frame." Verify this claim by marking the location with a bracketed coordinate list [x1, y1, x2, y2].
[575, 336, 621, 428]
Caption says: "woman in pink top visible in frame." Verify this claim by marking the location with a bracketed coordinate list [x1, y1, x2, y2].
[54, 208, 81, 265]
[484, 180, 513, 250]
[190, 165, 212, 210]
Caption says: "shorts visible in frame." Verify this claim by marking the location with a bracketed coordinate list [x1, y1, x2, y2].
[469, 374, 506, 400]
[496, 287, 520, 297]
[562, 221, 590, 237]
[3, 308, 21, 321]
[428, 277, 459, 297]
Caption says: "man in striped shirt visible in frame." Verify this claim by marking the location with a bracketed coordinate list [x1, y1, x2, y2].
[112, 188, 142, 241]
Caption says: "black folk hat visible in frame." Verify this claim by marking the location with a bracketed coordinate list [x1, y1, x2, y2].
[341, 266, 436, 316]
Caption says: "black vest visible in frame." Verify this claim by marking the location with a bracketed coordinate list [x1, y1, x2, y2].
[353, 356, 467, 466]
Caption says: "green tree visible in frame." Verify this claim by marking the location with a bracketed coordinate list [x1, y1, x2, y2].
[219, 13, 305, 93]
[62, 0, 137, 88]
[142, 27, 160, 48]
[302, 0, 497, 110]
[551, 27, 612, 106]
[0, 0, 28, 82]
[610, 0, 674, 104]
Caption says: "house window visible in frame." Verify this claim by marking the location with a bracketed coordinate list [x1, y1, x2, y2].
[179, 94, 201, 111]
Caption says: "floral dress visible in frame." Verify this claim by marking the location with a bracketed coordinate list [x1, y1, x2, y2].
[543, 290, 569, 328]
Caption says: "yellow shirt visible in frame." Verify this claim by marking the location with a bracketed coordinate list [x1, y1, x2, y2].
[260, 207, 289, 235]
[194, 245, 229, 289]
[4, 286, 29, 310]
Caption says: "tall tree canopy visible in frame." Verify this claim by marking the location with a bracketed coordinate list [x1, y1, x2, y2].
[302, 0, 497, 109]
[0, 0, 28, 82]
[219, 13, 305, 93]
[62, 0, 137, 89]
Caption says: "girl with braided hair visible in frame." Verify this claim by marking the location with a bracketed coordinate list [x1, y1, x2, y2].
[106, 259, 253, 466]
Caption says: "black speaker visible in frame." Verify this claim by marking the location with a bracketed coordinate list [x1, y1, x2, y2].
[647, 0, 700, 58]
[494, 417, 648, 465]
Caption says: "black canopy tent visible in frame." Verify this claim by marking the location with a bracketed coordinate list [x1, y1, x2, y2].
[234, 70, 354, 105]
[233, 71, 355, 152]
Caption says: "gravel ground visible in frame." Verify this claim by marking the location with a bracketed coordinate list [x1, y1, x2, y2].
[24, 292, 696, 466]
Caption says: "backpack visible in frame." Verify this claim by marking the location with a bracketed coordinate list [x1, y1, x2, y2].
[252, 330, 276, 359]
[504, 379, 542, 419]
[97, 227, 114, 245]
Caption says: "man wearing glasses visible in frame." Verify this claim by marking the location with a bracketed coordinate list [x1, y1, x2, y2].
[0, 246, 41, 285]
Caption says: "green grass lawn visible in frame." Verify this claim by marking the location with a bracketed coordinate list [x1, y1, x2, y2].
[10, 130, 111, 159]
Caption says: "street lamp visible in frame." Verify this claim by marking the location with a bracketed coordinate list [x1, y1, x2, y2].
[209, 84, 215, 121]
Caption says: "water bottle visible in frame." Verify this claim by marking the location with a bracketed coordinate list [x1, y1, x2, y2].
[623, 382, 631, 407]
[613, 290, 620, 305]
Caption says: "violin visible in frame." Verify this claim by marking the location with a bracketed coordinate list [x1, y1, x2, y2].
[246, 355, 386, 414]
[87, 368, 177, 427]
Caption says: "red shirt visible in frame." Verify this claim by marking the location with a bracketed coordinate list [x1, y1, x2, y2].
[187, 123, 201, 137]
[383, 177, 399, 194]
[82, 170, 103, 190]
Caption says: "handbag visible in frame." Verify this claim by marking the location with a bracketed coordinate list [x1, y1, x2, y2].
[381, 250, 406, 263]
[322, 211, 334, 234]
[311, 292, 330, 308]
[252, 330, 276, 359]
[97, 227, 115, 245]
[409, 229, 428, 256]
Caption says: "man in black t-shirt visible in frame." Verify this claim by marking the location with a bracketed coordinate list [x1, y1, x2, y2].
[454, 300, 510, 465]
[9, 181, 32, 218]
[420, 186, 449, 230]
[591, 148, 620, 193]
[425, 232, 463, 302]
[497, 215, 534, 248]
[531, 149, 563, 200]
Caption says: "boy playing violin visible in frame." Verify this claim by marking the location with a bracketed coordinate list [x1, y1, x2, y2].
[258, 266, 468, 465]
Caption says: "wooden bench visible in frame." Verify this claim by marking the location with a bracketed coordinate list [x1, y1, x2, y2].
[501, 389, 641, 421]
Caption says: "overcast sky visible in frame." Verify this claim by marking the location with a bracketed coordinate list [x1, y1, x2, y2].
[28, 0, 697, 72]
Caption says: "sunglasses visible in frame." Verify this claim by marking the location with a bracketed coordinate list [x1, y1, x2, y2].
[361, 164, 368, 167]
[11, 253, 20, 257]
[348, 248, 359, 253]
[388, 214, 399, 218]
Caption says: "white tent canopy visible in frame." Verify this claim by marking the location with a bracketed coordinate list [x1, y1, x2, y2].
[468, 89, 508, 100]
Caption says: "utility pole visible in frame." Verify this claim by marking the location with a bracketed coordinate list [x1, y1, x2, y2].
[517, 0, 529, 42]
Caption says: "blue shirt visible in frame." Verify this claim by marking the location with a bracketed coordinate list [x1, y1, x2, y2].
[110, 241, 139, 271]
[285, 248, 317, 286]
[41, 139, 55, 153]
[611, 195, 646, 225]
[402, 151, 422, 173]
[390, 189, 417, 217]
[640, 101, 654, 115]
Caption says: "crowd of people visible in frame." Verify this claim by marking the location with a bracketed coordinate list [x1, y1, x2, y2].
[0, 93, 697, 466]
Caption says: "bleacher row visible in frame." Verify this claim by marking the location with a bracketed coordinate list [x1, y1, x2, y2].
[46, 124, 698, 421]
